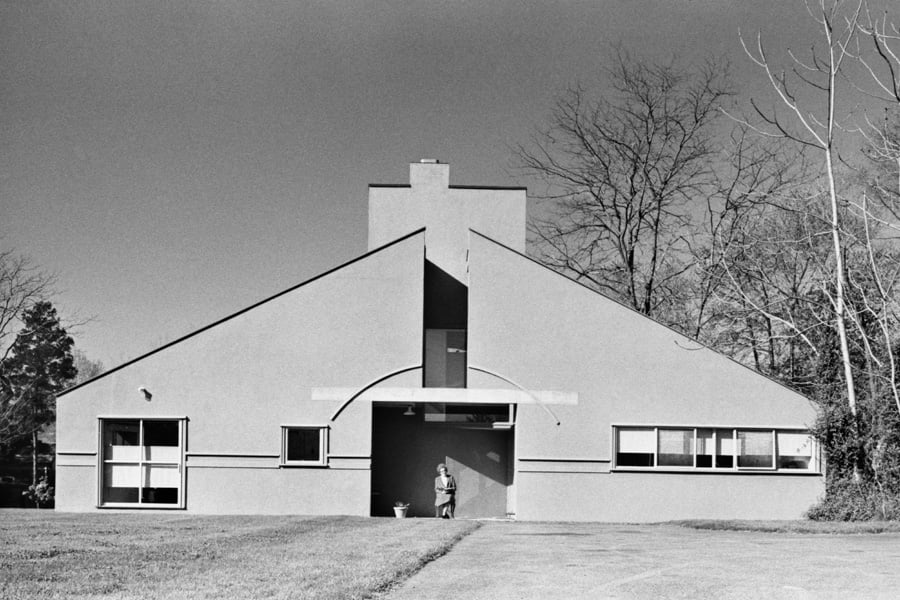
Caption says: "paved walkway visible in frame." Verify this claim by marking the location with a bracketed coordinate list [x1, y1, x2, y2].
[383, 521, 900, 599]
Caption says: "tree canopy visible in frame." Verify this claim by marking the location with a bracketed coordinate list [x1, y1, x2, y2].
[0, 301, 76, 448]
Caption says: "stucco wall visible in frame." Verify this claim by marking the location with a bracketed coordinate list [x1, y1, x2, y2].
[56, 232, 425, 513]
[467, 232, 823, 521]
[516, 471, 823, 522]
[368, 162, 526, 283]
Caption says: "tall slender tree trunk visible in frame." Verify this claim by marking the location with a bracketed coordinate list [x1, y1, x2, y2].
[820, 21, 861, 483]
[825, 109, 861, 483]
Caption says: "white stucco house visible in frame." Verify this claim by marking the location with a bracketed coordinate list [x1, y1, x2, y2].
[56, 160, 823, 520]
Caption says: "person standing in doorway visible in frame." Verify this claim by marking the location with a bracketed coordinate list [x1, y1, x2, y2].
[434, 463, 457, 518]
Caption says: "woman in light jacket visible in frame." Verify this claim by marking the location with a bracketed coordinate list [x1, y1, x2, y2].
[434, 463, 457, 518]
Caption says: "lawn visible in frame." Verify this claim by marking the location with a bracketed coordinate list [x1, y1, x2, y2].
[671, 518, 900, 534]
[0, 510, 480, 600]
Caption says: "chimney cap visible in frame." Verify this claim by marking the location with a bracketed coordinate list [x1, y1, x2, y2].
[419, 158, 440, 164]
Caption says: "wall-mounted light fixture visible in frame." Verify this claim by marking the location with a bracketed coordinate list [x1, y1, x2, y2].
[403, 404, 415, 416]
[138, 387, 152, 401]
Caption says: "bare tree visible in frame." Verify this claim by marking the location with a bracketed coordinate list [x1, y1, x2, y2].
[71, 349, 104, 386]
[704, 195, 831, 380]
[738, 0, 867, 478]
[689, 128, 809, 345]
[0, 248, 55, 359]
[517, 51, 733, 323]
[854, 8, 900, 416]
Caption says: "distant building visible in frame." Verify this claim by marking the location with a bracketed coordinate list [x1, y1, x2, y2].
[56, 161, 823, 521]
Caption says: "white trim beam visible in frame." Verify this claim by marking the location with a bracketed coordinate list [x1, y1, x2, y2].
[312, 387, 577, 405]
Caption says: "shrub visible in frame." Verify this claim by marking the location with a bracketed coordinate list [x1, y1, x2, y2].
[22, 475, 54, 508]
[806, 478, 900, 521]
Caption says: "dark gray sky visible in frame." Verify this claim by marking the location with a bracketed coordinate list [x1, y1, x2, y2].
[1, 1, 817, 367]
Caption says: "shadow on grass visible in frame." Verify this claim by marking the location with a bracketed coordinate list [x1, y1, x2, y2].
[370, 519, 482, 597]
[668, 519, 900, 534]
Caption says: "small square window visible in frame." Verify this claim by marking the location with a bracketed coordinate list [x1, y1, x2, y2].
[777, 432, 815, 469]
[615, 427, 655, 467]
[658, 428, 694, 467]
[281, 426, 328, 467]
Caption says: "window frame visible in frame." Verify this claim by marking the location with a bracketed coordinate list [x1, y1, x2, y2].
[280, 425, 329, 467]
[97, 416, 187, 509]
[612, 425, 818, 473]
[424, 328, 467, 388]
[736, 429, 777, 470]
[776, 430, 817, 470]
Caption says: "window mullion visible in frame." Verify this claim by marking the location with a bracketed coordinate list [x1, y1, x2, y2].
[692, 428, 697, 468]
[712, 429, 717, 468]
[731, 428, 736, 470]
[179, 420, 185, 505]
[771, 429, 776, 469]
[137, 419, 144, 505]
[653, 426, 658, 468]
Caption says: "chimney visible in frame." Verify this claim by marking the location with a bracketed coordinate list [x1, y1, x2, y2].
[410, 159, 450, 189]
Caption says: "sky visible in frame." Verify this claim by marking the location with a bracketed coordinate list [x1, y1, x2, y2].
[1, 1, 825, 369]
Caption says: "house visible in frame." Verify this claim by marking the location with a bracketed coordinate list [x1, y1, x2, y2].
[56, 161, 824, 521]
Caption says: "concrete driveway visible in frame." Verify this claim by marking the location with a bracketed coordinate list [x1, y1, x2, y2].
[382, 521, 900, 599]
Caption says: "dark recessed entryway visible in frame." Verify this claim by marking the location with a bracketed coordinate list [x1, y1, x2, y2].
[370, 402, 513, 518]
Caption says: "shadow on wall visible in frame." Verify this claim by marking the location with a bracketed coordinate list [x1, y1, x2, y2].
[371, 403, 511, 518]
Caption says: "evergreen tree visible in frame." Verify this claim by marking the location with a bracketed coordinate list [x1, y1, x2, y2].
[0, 301, 76, 494]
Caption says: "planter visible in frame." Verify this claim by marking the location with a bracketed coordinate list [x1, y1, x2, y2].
[393, 506, 408, 518]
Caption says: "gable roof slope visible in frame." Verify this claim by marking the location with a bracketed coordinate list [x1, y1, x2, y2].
[469, 228, 808, 400]
[60, 227, 427, 397]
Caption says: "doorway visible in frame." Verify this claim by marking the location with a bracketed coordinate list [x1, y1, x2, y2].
[370, 403, 513, 518]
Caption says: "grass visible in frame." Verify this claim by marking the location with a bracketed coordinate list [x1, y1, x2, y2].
[0, 510, 480, 600]
[670, 518, 900, 534]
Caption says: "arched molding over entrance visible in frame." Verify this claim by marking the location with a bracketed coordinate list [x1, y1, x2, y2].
[467, 365, 561, 426]
[325, 364, 568, 425]
[328, 364, 422, 422]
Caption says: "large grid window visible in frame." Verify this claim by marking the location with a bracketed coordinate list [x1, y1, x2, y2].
[614, 426, 817, 472]
[281, 426, 328, 467]
[100, 418, 185, 508]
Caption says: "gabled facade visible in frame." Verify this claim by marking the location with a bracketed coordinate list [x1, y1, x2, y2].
[56, 161, 823, 521]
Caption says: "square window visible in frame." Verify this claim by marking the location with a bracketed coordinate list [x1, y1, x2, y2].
[281, 426, 328, 466]
[737, 430, 775, 469]
[616, 428, 655, 467]
[777, 432, 815, 469]
[100, 418, 184, 508]
[658, 429, 694, 467]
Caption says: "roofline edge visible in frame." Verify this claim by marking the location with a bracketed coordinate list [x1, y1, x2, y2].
[468, 228, 810, 402]
[59, 227, 427, 397]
